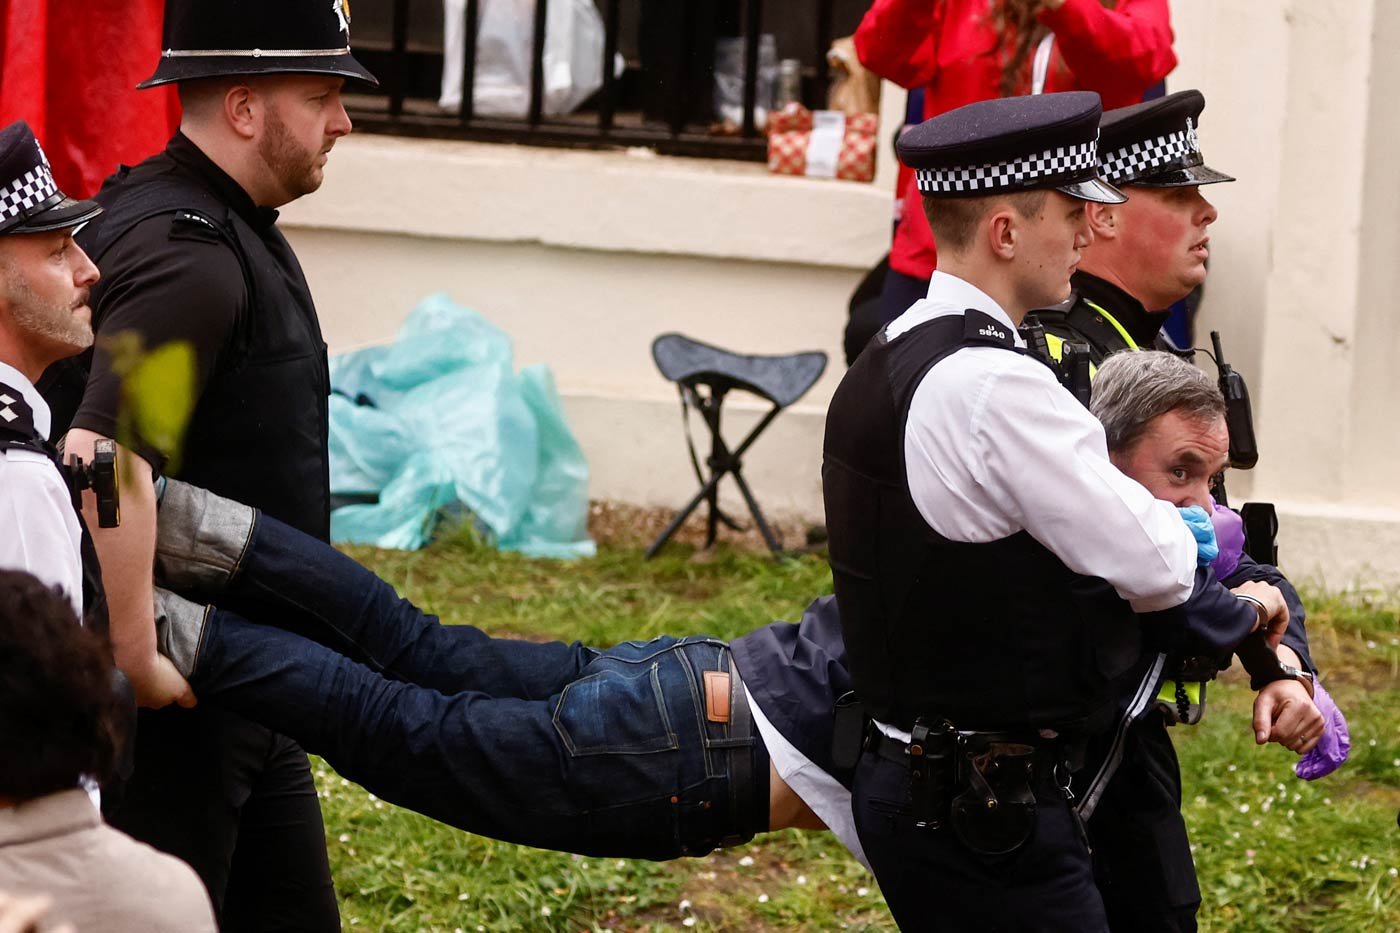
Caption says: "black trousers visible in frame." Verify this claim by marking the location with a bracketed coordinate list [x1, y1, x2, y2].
[852, 751, 1108, 932]
[1085, 715, 1201, 932]
[105, 705, 339, 932]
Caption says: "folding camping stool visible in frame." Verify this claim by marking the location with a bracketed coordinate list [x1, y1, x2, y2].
[646, 333, 828, 558]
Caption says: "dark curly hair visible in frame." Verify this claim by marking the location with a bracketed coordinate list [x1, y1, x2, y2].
[0, 569, 123, 799]
[990, 1, 1120, 96]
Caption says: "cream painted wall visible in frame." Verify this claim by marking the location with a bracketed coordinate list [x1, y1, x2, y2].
[284, 0, 1400, 583]
[286, 228, 857, 523]
[1345, 0, 1400, 505]
[293, 229, 857, 405]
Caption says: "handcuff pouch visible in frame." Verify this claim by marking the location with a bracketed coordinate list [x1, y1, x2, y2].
[950, 741, 1037, 856]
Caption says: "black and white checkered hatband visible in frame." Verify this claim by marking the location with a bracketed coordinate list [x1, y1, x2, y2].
[915, 136, 1100, 195]
[1099, 121, 1200, 186]
[0, 160, 60, 232]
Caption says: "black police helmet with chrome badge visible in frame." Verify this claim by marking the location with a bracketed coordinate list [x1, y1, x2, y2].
[898, 91, 1125, 204]
[138, 0, 378, 90]
[1098, 89, 1234, 188]
[0, 121, 102, 237]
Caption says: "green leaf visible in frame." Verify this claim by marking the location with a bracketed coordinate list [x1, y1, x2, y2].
[115, 338, 196, 474]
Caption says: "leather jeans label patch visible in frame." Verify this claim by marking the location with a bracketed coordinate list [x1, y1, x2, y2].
[704, 671, 731, 724]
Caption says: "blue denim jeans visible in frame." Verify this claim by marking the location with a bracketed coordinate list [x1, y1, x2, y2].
[191, 514, 766, 860]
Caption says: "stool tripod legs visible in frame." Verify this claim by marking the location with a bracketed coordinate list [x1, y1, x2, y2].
[645, 395, 787, 559]
[644, 473, 725, 559]
[729, 468, 782, 555]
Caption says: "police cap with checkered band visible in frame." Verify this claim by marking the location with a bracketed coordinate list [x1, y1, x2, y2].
[138, 0, 377, 89]
[898, 91, 1125, 204]
[0, 121, 101, 237]
[1098, 90, 1234, 188]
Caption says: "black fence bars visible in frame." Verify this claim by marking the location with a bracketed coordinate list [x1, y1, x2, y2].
[349, 0, 845, 163]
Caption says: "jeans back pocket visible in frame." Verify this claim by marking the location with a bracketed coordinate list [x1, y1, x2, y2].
[553, 662, 679, 756]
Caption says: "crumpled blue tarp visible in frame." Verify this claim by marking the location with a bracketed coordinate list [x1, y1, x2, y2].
[328, 293, 595, 558]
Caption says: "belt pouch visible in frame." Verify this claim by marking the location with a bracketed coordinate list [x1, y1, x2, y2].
[830, 692, 866, 776]
[908, 719, 955, 829]
[950, 742, 1037, 856]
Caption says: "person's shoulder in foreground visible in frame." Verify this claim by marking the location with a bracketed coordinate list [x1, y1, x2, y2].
[0, 789, 216, 933]
[0, 569, 214, 932]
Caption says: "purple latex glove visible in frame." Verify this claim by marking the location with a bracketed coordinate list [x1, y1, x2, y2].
[1209, 498, 1245, 578]
[1295, 680, 1350, 780]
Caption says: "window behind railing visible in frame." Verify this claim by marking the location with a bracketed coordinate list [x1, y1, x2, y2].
[346, 0, 871, 162]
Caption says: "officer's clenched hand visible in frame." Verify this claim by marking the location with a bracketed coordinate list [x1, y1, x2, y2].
[1230, 580, 1289, 648]
[1253, 680, 1325, 755]
[131, 653, 198, 710]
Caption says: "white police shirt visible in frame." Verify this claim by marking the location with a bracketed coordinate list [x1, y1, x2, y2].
[888, 271, 1197, 612]
[0, 362, 101, 812]
[0, 360, 83, 619]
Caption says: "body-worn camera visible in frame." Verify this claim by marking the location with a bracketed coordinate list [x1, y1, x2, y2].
[68, 439, 120, 528]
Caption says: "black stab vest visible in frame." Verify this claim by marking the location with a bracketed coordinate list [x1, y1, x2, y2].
[822, 312, 1139, 732]
[0, 384, 110, 641]
[55, 154, 331, 540]
[1029, 273, 1175, 365]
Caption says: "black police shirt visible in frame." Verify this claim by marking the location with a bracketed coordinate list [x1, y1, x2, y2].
[68, 134, 258, 472]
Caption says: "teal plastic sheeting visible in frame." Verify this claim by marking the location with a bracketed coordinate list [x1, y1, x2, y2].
[328, 294, 595, 558]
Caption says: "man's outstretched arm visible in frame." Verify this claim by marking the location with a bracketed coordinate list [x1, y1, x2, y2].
[66, 428, 194, 709]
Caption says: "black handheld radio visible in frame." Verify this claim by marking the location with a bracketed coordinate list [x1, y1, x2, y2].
[1211, 331, 1258, 470]
[68, 439, 121, 528]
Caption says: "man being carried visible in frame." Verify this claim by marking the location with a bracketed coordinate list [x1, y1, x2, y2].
[128, 352, 1320, 887]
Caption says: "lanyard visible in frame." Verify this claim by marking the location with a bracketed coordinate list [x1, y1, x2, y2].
[1031, 33, 1055, 95]
[1082, 298, 1141, 350]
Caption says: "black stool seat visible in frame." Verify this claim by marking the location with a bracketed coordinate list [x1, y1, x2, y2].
[646, 333, 828, 558]
[652, 334, 827, 408]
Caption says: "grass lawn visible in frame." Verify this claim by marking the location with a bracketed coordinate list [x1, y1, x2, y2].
[316, 531, 1400, 932]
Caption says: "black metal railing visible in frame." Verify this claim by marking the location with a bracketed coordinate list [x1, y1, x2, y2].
[348, 0, 844, 162]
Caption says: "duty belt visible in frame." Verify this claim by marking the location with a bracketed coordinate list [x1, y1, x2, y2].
[867, 719, 1092, 856]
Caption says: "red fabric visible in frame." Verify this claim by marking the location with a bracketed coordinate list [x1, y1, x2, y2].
[855, 0, 1177, 279]
[0, 0, 179, 198]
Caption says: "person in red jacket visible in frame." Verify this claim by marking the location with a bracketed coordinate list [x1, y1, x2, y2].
[855, 0, 1176, 328]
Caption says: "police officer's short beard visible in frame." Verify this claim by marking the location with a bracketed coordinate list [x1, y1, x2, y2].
[0, 262, 94, 353]
[258, 105, 324, 202]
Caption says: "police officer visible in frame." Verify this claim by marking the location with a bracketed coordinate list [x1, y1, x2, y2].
[821, 92, 1287, 929]
[0, 121, 133, 814]
[0, 121, 103, 628]
[1028, 89, 1233, 363]
[1016, 89, 1326, 933]
[38, 1, 375, 927]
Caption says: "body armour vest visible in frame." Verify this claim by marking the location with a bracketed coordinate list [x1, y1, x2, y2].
[53, 153, 332, 540]
[822, 312, 1140, 732]
[1029, 272, 1176, 366]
